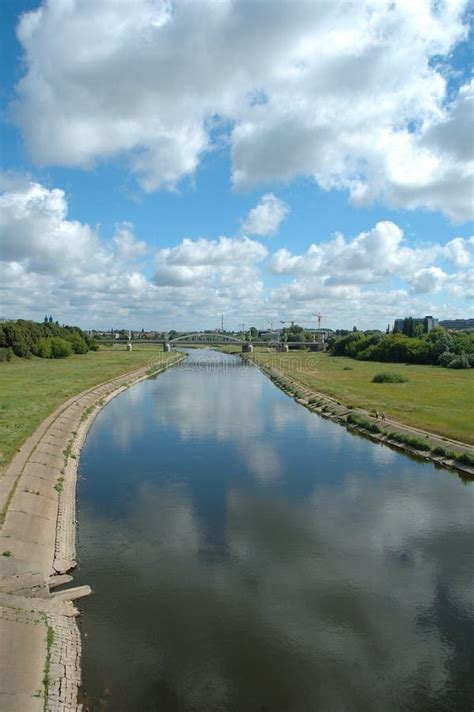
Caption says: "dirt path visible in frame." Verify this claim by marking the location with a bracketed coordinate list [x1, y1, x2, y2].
[0, 354, 184, 712]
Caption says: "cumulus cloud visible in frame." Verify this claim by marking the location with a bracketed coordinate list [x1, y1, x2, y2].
[268, 221, 434, 285]
[0, 177, 269, 327]
[241, 194, 289, 237]
[267, 220, 474, 325]
[1, 177, 472, 329]
[410, 266, 448, 294]
[154, 236, 267, 292]
[11, 0, 473, 220]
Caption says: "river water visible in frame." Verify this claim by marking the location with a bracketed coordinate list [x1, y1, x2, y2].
[76, 349, 473, 712]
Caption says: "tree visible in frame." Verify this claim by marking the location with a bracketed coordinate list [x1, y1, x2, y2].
[48, 315, 53, 324]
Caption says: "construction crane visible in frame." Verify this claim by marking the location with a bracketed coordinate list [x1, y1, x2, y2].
[313, 312, 322, 329]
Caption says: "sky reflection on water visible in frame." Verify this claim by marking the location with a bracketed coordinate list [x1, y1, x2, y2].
[77, 350, 473, 712]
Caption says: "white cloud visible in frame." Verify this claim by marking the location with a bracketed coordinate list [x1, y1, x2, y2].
[1, 177, 472, 330]
[0, 177, 269, 328]
[267, 220, 474, 326]
[269, 221, 434, 285]
[241, 193, 289, 237]
[410, 266, 448, 294]
[11, 0, 473, 220]
[154, 236, 267, 289]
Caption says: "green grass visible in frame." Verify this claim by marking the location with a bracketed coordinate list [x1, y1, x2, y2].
[0, 345, 179, 475]
[42, 616, 54, 712]
[249, 351, 474, 444]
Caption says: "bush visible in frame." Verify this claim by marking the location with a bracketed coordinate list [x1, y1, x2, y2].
[33, 337, 52, 358]
[89, 340, 99, 352]
[447, 353, 471, 369]
[347, 412, 383, 434]
[454, 452, 474, 467]
[372, 372, 408, 383]
[50, 337, 72, 359]
[389, 431, 431, 451]
[69, 334, 89, 354]
[0, 347, 13, 362]
[438, 351, 455, 367]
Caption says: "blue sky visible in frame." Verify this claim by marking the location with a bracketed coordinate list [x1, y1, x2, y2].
[1, 0, 473, 331]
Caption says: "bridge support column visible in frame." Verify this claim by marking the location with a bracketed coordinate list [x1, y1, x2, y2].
[127, 342, 133, 352]
[164, 342, 171, 352]
[242, 342, 253, 353]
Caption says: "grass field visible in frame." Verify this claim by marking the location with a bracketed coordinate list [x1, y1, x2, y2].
[0, 345, 177, 475]
[249, 351, 474, 444]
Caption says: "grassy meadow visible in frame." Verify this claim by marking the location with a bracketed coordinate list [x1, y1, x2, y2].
[0, 345, 177, 475]
[249, 351, 474, 444]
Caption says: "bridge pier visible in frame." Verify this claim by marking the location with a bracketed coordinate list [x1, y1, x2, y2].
[242, 342, 253, 353]
[127, 342, 133, 352]
[163, 342, 171, 352]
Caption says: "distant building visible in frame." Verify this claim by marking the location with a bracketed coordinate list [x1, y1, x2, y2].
[310, 328, 334, 340]
[393, 316, 439, 333]
[439, 318, 474, 330]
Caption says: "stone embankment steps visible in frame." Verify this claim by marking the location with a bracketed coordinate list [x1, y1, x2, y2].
[0, 354, 185, 712]
[248, 358, 474, 477]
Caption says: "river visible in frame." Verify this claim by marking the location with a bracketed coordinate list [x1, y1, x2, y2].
[76, 349, 473, 711]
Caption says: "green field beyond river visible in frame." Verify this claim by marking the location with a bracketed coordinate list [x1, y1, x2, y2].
[75, 350, 473, 712]
[248, 350, 474, 444]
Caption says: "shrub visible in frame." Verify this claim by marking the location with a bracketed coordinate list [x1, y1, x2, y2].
[438, 351, 455, 367]
[454, 452, 474, 467]
[68, 334, 89, 354]
[389, 431, 431, 451]
[347, 413, 383, 434]
[0, 347, 13, 362]
[372, 372, 408, 383]
[50, 337, 72, 359]
[33, 337, 52, 358]
[447, 353, 471, 369]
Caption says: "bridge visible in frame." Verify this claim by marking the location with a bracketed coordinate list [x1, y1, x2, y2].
[167, 332, 257, 352]
[169, 332, 247, 345]
[100, 331, 326, 352]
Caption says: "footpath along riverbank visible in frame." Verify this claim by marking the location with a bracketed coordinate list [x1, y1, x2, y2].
[0, 352, 185, 712]
[244, 354, 474, 479]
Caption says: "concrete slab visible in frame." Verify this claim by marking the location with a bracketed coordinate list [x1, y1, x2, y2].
[12, 492, 58, 522]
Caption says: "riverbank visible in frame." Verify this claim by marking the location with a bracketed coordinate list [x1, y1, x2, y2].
[244, 353, 474, 479]
[0, 352, 184, 712]
[0, 345, 172, 478]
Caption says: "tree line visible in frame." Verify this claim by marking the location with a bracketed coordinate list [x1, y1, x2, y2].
[0, 319, 98, 361]
[329, 327, 474, 369]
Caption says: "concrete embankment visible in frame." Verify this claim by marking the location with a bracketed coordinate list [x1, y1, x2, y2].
[245, 355, 474, 480]
[0, 353, 185, 712]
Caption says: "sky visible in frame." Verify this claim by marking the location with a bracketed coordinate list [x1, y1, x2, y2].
[0, 0, 473, 332]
